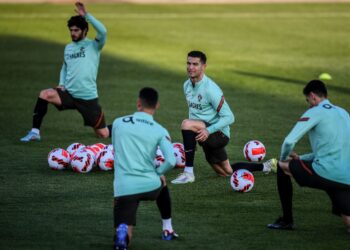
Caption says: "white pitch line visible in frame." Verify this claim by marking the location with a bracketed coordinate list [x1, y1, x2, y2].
[1, 12, 350, 19]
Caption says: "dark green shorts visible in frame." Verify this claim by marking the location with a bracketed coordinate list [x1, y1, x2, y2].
[290, 159, 350, 216]
[55, 88, 106, 129]
[199, 131, 229, 164]
[114, 185, 162, 227]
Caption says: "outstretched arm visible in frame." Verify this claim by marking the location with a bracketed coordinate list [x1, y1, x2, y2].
[75, 1, 107, 50]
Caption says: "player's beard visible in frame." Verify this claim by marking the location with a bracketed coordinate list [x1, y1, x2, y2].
[71, 32, 86, 42]
[71, 34, 83, 42]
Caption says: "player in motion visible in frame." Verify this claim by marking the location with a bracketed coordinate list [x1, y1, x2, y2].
[113, 88, 178, 250]
[267, 80, 350, 232]
[172, 51, 276, 184]
[21, 1, 110, 142]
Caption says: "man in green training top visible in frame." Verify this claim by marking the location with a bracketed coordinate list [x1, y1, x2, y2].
[113, 88, 178, 250]
[171, 51, 277, 185]
[171, 51, 235, 184]
[21, 1, 110, 142]
[267, 80, 350, 233]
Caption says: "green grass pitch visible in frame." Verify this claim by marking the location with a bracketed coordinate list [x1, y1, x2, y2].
[1, 2, 350, 249]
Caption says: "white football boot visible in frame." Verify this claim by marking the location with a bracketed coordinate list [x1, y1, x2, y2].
[171, 172, 195, 184]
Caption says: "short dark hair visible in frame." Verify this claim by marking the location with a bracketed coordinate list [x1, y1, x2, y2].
[139, 87, 158, 109]
[67, 15, 89, 32]
[188, 50, 207, 64]
[303, 80, 328, 97]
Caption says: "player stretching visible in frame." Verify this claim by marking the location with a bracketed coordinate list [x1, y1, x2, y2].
[113, 88, 178, 250]
[267, 80, 350, 232]
[21, 1, 110, 142]
[171, 51, 275, 184]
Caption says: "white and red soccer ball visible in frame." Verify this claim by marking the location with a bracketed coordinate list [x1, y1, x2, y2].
[154, 146, 165, 168]
[48, 148, 70, 170]
[243, 140, 266, 162]
[230, 169, 255, 193]
[172, 142, 185, 168]
[96, 149, 114, 171]
[66, 142, 85, 158]
[70, 149, 94, 173]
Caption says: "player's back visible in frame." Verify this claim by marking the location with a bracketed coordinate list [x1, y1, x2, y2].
[310, 100, 350, 184]
[112, 111, 167, 197]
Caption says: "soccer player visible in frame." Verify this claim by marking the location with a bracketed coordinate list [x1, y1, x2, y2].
[267, 80, 350, 232]
[171, 51, 234, 184]
[112, 88, 178, 250]
[20, 1, 110, 142]
[171, 51, 276, 184]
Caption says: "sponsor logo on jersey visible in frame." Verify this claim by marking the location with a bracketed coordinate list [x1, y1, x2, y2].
[136, 118, 154, 126]
[188, 101, 202, 110]
[65, 47, 86, 60]
[198, 94, 202, 102]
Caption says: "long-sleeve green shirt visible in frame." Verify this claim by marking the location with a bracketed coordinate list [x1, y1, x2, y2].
[183, 75, 235, 138]
[112, 112, 176, 197]
[281, 99, 350, 185]
[59, 13, 107, 100]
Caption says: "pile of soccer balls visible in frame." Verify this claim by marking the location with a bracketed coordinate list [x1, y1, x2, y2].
[48, 142, 186, 174]
[230, 140, 266, 193]
[154, 142, 186, 168]
[48, 143, 114, 173]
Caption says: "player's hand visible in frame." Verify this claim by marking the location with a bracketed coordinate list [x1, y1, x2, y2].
[289, 151, 300, 160]
[56, 85, 65, 91]
[195, 128, 209, 142]
[75, 1, 87, 16]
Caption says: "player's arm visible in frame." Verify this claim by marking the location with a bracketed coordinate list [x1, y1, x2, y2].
[75, 1, 107, 50]
[59, 61, 67, 87]
[156, 132, 176, 175]
[280, 110, 319, 161]
[299, 153, 315, 161]
[206, 88, 235, 134]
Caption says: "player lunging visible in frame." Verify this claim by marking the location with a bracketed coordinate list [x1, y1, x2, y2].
[21, 1, 110, 142]
[172, 51, 276, 184]
[112, 88, 178, 250]
[267, 80, 350, 232]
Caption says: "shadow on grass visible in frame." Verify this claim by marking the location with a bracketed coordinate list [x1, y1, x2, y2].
[1, 35, 350, 250]
[232, 70, 350, 95]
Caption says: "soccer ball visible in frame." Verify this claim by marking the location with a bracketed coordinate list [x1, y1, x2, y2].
[48, 148, 70, 170]
[230, 169, 255, 193]
[70, 149, 94, 173]
[84, 145, 104, 164]
[104, 144, 114, 153]
[154, 146, 165, 168]
[243, 140, 266, 162]
[66, 142, 85, 158]
[173, 142, 186, 168]
[96, 149, 114, 171]
[91, 143, 105, 153]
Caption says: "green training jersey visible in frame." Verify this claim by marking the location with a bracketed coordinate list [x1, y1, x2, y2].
[112, 111, 176, 197]
[183, 74, 235, 138]
[59, 13, 107, 100]
[280, 99, 350, 185]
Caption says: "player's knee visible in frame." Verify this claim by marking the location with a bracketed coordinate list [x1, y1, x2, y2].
[96, 128, 109, 138]
[181, 119, 191, 130]
[224, 167, 233, 176]
[39, 89, 56, 101]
